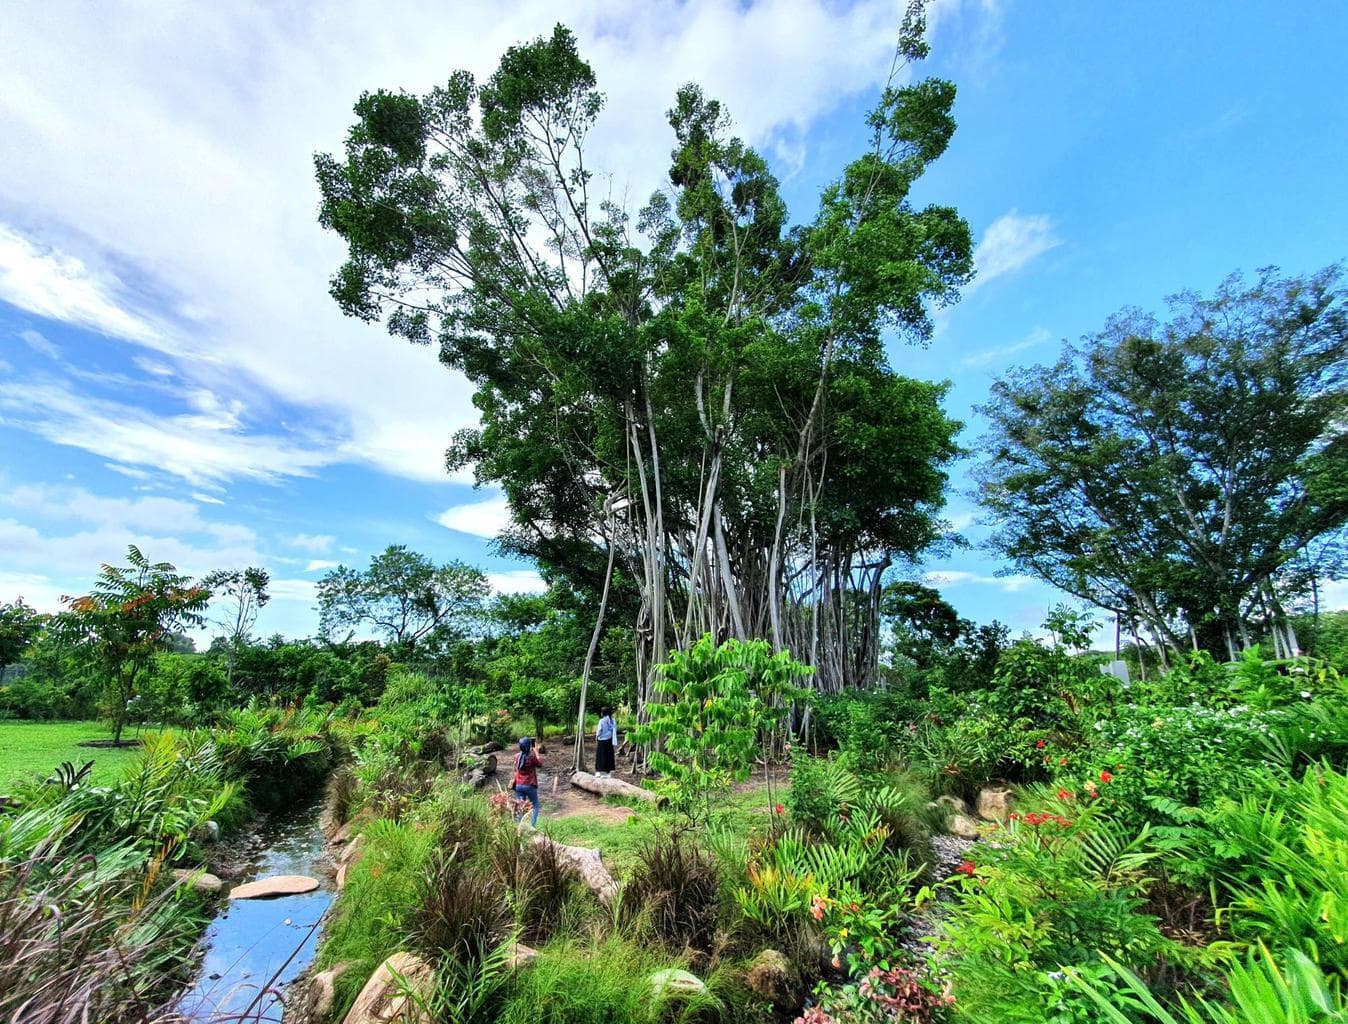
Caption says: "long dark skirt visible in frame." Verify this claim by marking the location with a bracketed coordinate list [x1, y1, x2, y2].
[595, 737, 615, 772]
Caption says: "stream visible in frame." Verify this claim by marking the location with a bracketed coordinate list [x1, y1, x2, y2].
[176, 798, 333, 1023]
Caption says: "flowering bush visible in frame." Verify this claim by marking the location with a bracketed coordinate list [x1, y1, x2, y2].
[796, 965, 953, 1024]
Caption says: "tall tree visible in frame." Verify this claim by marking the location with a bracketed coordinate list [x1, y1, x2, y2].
[61, 546, 210, 743]
[202, 566, 270, 687]
[316, 545, 489, 651]
[0, 598, 45, 684]
[977, 266, 1348, 658]
[315, 10, 971, 705]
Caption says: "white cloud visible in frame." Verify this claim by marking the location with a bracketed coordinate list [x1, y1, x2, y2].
[0, 375, 334, 486]
[960, 326, 1054, 369]
[486, 569, 548, 595]
[304, 559, 339, 572]
[289, 533, 335, 554]
[1318, 579, 1348, 611]
[192, 492, 226, 505]
[923, 569, 1037, 593]
[968, 211, 1060, 294]
[0, 224, 163, 345]
[436, 494, 512, 540]
[19, 327, 60, 359]
[267, 578, 318, 603]
[0, 1, 993, 488]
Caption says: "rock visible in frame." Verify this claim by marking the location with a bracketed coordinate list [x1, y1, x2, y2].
[171, 868, 224, 895]
[745, 949, 797, 1010]
[937, 794, 970, 817]
[507, 942, 539, 969]
[229, 874, 321, 900]
[338, 833, 366, 868]
[341, 952, 433, 1024]
[335, 862, 350, 890]
[976, 787, 1015, 822]
[331, 821, 354, 845]
[196, 820, 220, 844]
[311, 963, 350, 1020]
[650, 968, 707, 1001]
[948, 813, 981, 839]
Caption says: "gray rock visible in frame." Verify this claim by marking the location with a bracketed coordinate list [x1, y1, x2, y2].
[171, 868, 224, 895]
[948, 813, 981, 839]
[976, 787, 1016, 822]
[651, 968, 707, 1001]
[937, 794, 970, 817]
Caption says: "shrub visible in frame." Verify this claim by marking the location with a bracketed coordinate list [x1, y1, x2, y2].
[621, 828, 722, 959]
[812, 691, 920, 770]
[494, 935, 728, 1024]
[936, 798, 1180, 1023]
[787, 755, 861, 835]
[409, 848, 510, 966]
[487, 828, 585, 945]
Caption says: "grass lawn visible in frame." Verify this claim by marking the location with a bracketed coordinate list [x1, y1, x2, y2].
[0, 721, 143, 792]
[540, 784, 781, 878]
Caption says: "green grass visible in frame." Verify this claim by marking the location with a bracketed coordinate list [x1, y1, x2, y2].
[540, 784, 782, 878]
[0, 721, 142, 792]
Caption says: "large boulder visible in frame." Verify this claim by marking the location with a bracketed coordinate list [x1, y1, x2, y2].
[976, 787, 1016, 822]
[650, 968, 708, 1001]
[341, 952, 434, 1024]
[937, 794, 970, 817]
[745, 949, 798, 1010]
[228, 874, 320, 900]
[310, 963, 350, 1020]
[948, 814, 981, 839]
[507, 942, 539, 969]
[172, 868, 224, 896]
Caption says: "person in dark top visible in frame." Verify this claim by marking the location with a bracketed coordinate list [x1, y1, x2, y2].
[595, 706, 617, 777]
[512, 736, 543, 827]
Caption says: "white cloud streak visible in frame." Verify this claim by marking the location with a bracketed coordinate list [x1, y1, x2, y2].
[968, 210, 1060, 294]
[923, 569, 1037, 593]
[436, 494, 512, 540]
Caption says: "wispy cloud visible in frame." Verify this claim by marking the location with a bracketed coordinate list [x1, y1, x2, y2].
[0, 375, 333, 486]
[436, 494, 512, 540]
[19, 327, 60, 359]
[304, 559, 339, 572]
[968, 211, 1060, 294]
[0, 225, 163, 345]
[923, 569, 1037, 593]
[289, 533, 335, 554]
[485, 569, 548, 595]
[960, 326, 1054, 369]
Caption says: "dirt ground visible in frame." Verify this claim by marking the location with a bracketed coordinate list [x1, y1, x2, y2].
[486, 734, 789, 826]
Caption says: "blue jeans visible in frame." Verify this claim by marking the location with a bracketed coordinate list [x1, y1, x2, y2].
[514, 783, 540, 826]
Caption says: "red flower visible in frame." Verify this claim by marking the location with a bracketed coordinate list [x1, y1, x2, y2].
[1059, 757, 1069, 766]
[1099, 770, 1114, 784]
[1057, 788, 1074, 801]
[1036, 739, 1047, 748]
[775, 803, 785, 815]
[955, 860, 976, 876]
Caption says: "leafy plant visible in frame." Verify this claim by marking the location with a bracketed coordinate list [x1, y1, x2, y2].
[632, 635, 811, 822]
[621, 828, 721, 958]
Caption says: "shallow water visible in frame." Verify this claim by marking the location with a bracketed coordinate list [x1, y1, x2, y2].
[176, 800, 333, 1023]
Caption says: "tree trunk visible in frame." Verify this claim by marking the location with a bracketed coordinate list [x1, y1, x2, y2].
[570, 770, 666, 807]
[575, 525, 617, 773]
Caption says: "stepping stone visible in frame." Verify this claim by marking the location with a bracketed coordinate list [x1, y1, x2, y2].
[228, 874, 320, 899]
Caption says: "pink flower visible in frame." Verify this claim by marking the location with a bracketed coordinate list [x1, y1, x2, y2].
[811, 894, 827, 921]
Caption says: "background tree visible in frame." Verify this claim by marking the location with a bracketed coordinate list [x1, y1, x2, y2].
[315, 10, 971, 707]
[203, 566, 270, 687]
[0, 598, 45, 684]
[60, 546, 210, 743]
[977, 265, 1348, 660]
[316, 545, 489, 653]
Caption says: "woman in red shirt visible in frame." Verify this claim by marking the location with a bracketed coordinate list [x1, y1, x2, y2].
[512, 736, 543, 827]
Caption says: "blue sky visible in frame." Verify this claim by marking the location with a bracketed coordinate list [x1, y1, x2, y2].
[2, 1, 1346, 644]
